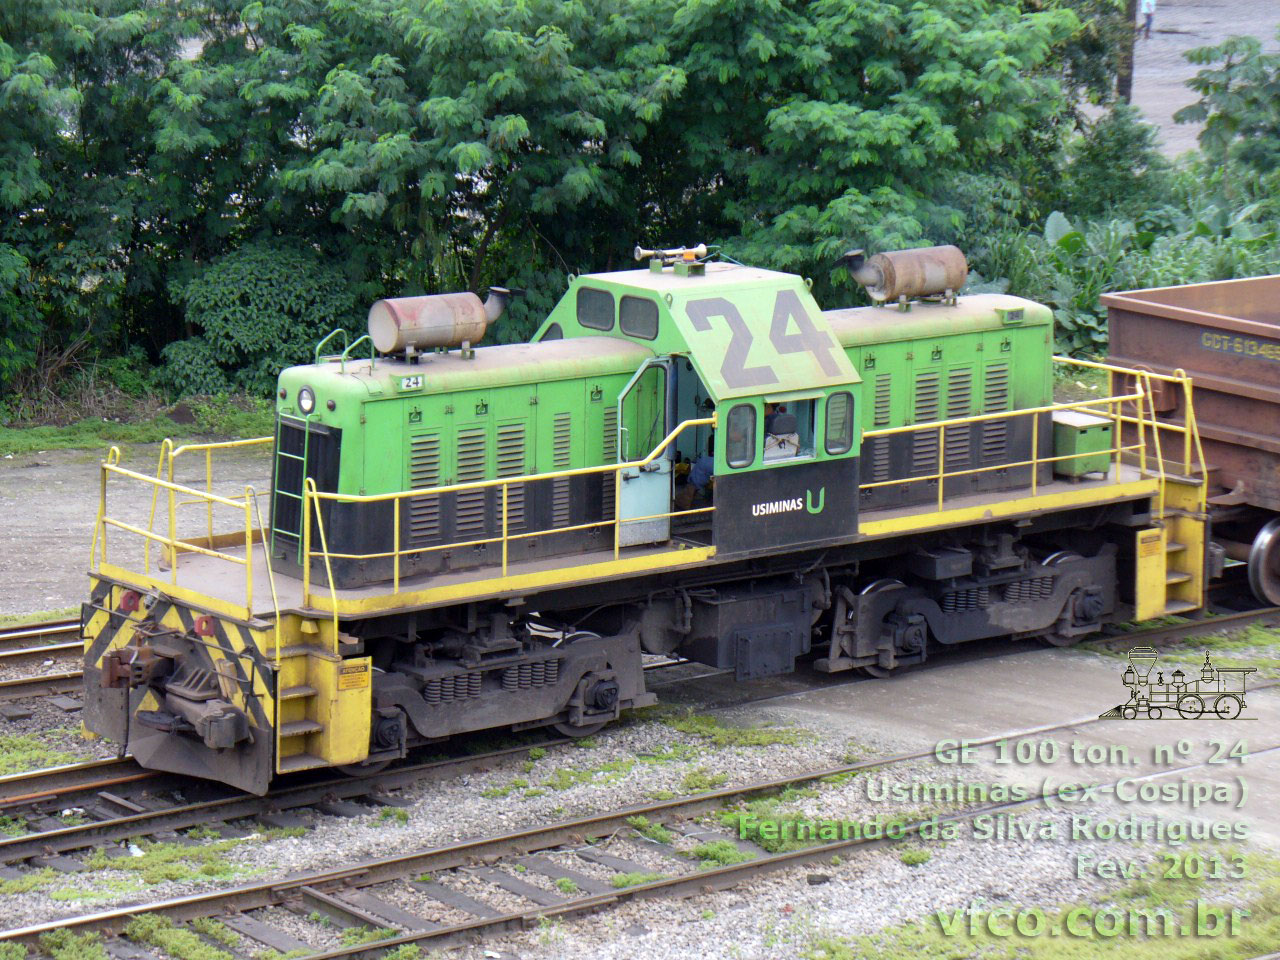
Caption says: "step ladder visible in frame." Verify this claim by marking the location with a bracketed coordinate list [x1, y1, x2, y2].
[270, 415, 315, 563]
[1135, 475, 1206, 621]
[274, 645, 372, 774]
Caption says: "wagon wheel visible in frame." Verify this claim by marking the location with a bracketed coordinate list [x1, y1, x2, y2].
[1214, 695, 1242, 719]
[857, 579, 907, 678]
[1043, 552, 1086, 647]
[1122, 705, 1138, 720]
[1248, 517, 1280, 606]
[1176, 694, 1204, 719]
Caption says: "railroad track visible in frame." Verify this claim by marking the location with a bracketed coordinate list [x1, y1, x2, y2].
[0, 709, 1272, 956]
[0, 617, 79, 652]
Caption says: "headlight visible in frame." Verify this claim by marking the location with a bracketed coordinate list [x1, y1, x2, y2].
[298, 387, 316, 415]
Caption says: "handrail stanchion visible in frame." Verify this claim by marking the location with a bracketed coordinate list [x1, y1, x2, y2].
[937, 424, 946, 511]
[501, 484, 509, 576]
[145, 439, 172, 573]
[393, 498, 400, 593]
[206, 450, 215, 547]
[613, 466, 623, 560]
[243, 487, 254, 618]
[250, 492, 282, 666]
[302, 480, 313, 608]
[1030, 413, 1039, 496]
[305, 478, 341, 649]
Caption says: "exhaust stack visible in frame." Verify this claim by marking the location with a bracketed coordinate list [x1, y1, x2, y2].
[368, 288, 512, 354]
[837, 245, 968, 303]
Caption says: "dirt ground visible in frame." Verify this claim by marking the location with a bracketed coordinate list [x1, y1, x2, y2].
[1132, 0, 1280, 156]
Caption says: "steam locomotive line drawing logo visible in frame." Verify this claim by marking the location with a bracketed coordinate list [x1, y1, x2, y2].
[1099, 647, 1256, 720]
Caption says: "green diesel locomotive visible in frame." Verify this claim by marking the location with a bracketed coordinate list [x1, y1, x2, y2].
[83, 245, 1206, 793]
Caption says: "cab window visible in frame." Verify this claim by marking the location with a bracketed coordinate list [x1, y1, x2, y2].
[825, 392, 854, 454]
[726, 404, 756, 468]
[577, 288, 614, 330]
[763, 398, 814, 461]
[619, 296, 659, 340]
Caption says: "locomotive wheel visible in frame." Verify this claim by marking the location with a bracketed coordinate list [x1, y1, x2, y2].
[553, 719, 609, 738]
[1148, 707, 1162, 720]
[1247, 517, 1280, 606]
[337, 759, 392, 777]
[1214, 695, 1242, 719]
[1122, 705, 1138, 720]
[1043, 552, 1085, 647]
[857, 579, 908, 677]
[1176, 694, 1204, 719]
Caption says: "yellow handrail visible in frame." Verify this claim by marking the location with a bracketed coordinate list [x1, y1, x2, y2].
[304, 477, 341, 646]
[302, 416, 716, 597]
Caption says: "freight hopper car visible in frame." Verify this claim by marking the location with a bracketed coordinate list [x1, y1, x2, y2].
[1103, 275, 1280, 606]
[83, 245, 1208, 793]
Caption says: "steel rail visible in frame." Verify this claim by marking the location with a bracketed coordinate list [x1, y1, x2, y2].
[0, 641, 81, 668]
[0, 619, 79, 652]
[7, 707, 1271, 944]
[0, 670, 82, 702]
[0, 757, 152, 806]
[0, 739, 568, 864]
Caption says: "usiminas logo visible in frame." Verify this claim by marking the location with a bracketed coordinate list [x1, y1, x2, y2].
[752, 487, 826, 517]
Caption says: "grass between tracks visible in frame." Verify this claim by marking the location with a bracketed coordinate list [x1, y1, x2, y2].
[0, 733, 78, 776]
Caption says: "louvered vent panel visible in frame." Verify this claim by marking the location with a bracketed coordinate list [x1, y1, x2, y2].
[983, 363, 1010, 461]
[496, 423, 526, 530]
[873, 374, 892, 427]
[552, 413, 572, 527]
[408, 434, 441, 542]
[871, 437, 891, 482]
[455, 429, 488, 535]
[601, 407, 618, 521]
[912, 371, 940, 473]
[945, 367, 972, 466]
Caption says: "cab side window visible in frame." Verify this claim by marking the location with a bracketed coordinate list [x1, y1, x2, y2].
[577, 288, 615, 330]
[726, 404, 756, 468]
[825, 392, 854, 454]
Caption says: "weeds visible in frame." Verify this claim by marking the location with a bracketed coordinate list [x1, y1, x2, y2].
[338, 927, 395, 946]
[610, 871, 666, 889]
[899, 848, 931, 867]
[378, 807, 409, 826]
[124, 915, 235, 960]
[627, 815, 675, 845]
[0, 734, 77, 776]
[690, 840, 754, 868]
[681, 767, 728, 792]
[663, 710, 808, 748]
[554, 877, 579, 894]
[38, 931, 109, 960]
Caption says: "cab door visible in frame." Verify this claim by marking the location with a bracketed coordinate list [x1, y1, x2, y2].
[617, 358, 673, 546]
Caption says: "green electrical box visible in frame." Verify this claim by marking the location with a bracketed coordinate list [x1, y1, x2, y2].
[1052, 411, 1114, 477]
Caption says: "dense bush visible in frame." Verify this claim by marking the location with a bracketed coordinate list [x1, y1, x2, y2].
[161, 243, 362, 395]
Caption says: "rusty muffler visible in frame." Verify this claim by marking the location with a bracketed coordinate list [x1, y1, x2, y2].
[837, 245, 968, 302]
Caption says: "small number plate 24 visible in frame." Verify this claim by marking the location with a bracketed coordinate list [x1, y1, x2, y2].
[400, 375, 424, 390]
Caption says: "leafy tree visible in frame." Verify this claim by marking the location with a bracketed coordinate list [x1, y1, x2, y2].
[1175, 31, 1280, 175]
[0, 0, 183, 393]
[162, 242, 362, 395]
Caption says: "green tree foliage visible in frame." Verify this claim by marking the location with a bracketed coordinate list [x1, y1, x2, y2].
[1175, 30, 1280, 175]
[162, 243, 361, 395]
[0, 0, 182, 391]
[0, 0, 1176, 398]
